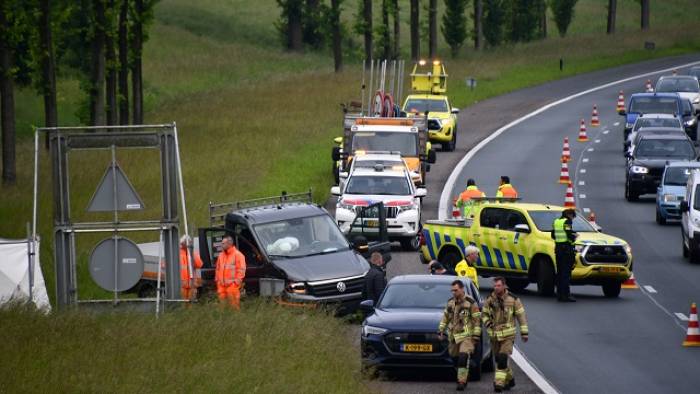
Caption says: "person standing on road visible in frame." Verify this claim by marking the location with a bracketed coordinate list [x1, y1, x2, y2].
[438, 279, 482, 392]
[455, 245, 480, 288]
[496, 176, 518, 199]
[552, 208, 577, 302]
[180, 235, 203, 301]
[215, 234, 246, 309]
[482, 277, 528, 392]
[456, 179, 486, 218]
[363, 252, 387, 304]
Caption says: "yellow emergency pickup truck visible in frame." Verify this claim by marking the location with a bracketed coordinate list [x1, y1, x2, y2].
[420, 201, 633, 298]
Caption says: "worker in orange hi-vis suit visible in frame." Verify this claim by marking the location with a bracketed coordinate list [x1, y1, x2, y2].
[179, 235, 203, 301]
[215, 234, 246, 309]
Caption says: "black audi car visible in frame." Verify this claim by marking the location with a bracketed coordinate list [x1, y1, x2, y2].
[360, 275, 493, 380]
[625, 133, 696, 201]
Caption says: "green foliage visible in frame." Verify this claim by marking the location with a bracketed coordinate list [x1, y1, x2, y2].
[506, 0, 540, 42]
[550, 0, 578, 37]
[0, 1, 35, 87]
[483, 0, 505, 47]
[441, 0, 468, 58]
[302, 0, 324, 49]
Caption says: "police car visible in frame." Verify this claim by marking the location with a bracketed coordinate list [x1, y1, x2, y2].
[332, 162, 426, 250]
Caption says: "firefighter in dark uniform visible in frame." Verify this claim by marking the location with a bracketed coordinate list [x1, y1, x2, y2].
[552, 208, 577, 302]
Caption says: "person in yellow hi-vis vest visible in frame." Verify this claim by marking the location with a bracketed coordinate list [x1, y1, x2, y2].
[455, 179, 485, 218]
[455, 245, 480, 288]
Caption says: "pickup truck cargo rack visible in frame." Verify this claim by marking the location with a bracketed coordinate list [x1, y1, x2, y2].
[208, 190, 313, 227]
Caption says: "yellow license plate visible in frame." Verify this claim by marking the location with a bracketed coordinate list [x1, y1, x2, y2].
[365, 219, 379, 227]
[600, 267, 621, 273]
[401, 343, 433, 352]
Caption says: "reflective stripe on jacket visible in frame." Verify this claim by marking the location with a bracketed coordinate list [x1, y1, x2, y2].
[482, 290, 528, 340]
[439, 295, 482, 342]
[496, 184, 518, 198]
[215, 246, 246, 287]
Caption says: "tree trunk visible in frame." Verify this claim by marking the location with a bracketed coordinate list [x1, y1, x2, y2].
[428, 0, 437, 59]
[118, 0, 129, 125]
[363, 0, 372, 62]
[540, 0, 547, 38]
[0, 9, 16, 184]
[288, 0, 303, 51]
[381, 0, 390, 59]
[39, 0, 57, 150]
[131, 0, 143, 124]
[105, 0, 118, 126]
[410, 0, 419, 60]
[90, 0, 106, 126]
[392, 0, 399, 59]
[606, 0, 616, 34]
[474, 0, 483, 49]
[331, 0, 342, 72]
[641, 0, 649, 30]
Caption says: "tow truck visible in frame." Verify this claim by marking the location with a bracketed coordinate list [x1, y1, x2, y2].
[402, 60, 460, 151]
[420, 199, 633, 298]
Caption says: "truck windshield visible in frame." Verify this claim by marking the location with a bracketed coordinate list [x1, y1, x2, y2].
[528, 211, 596, 232]
[352, 132, 418, 156]
[345, 175, 411, 195]
[403, 99, 448, 113]
[629, 97, 679, 114]
[664, 167, 693, 186]
[254, 215, 350, 258]
[635, 139, 695, 159]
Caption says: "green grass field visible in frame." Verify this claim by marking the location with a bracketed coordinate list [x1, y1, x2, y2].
[2, 0, 699, 301]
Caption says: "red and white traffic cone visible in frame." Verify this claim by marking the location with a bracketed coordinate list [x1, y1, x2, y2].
[561, 137, 571, 163]
[683, 302, 700, 347]
[590, 105, 600, 127]
[452, 198, 462, 218]
[577, 119, 589, 142]
[621, 272, 639, 289]
[564, 182, 576, 208]
[616, 90, 625, 112]
[559, 161, 571, 184]
[645, 79, 653, 92]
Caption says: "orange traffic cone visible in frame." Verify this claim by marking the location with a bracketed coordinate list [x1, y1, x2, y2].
[621, 272, 639, 289]
[559, 161, 571, 184]
[452, 198, 462, 218]
[561, 137, 571, 163]
[591, 105, 600, 127]
[682, 302, 700, 347]
[578, 119, 589, 142]
[616, 91, 625, 112]
[645, 79, 653, 92]
[564, 182, 576, 208]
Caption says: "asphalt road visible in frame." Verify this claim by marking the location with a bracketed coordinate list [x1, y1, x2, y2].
[439, 56, 700, 393]
[348, 53, 700, 393]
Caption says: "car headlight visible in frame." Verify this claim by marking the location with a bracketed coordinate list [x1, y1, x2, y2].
[337, 200, 358, 212]
[624, 244, 632, 256]
[287, 282, 307, 295]
[685, 117, 697, 126]
[574, 244, 585, 253]
[630, 165, 649, 174]
[663, 194, 678, 202]
[397, 202, 419, 213]
[362, 325, 388, 337]
[693, 97, 700, 104]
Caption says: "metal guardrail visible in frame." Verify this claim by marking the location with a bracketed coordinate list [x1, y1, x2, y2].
[208, 190, 313, 226]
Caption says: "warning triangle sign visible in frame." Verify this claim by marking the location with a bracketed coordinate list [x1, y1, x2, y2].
[87, 163, 145, 212]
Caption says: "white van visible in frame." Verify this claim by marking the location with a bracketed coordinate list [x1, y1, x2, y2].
[680, 169, 700, 262]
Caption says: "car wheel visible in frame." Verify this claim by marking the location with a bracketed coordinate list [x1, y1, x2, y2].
[443, 128, 456, 152]
[137, 281, 157, 298]
[441, 250, 462, 273]
[506, 278, 529, 293]
[682, 232, 689, 258]
[690, 244, 700, 264]
[400, 235, 421, 251]
[656, 209, 666, 225]
[625, 182, 638, 202]
[535, 258, 555, 296]
[602, 281, 622, 298]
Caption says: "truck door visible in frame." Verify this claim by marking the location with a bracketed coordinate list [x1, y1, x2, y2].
[499, 209, 531, 273]
[234, 225, 279, 295]
[477, 207, 509, 271]
[197, 228, 229, 291]
[348, 202, 392, 263]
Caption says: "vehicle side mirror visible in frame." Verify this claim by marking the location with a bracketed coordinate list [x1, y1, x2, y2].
[339, 171, 348, 179]
[331, 146, 341, 162]
[513, 224, 530, 233]
[416, 188, 427, 198]
[360, 299, 375, 313]
[427, 149, 437, 164]
[331, 186, 341, 196]
[451, 108, 460, 114]
[681, 200, 690, 212]
[618, 109, 626, 116]
[333, 136, 343, 144]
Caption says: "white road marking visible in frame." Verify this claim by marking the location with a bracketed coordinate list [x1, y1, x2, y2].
[614, 122, 620, 126]
[580, 169, 586, 173]
[579, 181, 585, 186]
[512, 347, 561, 394]
[579, 194, 587, 198]
[587, 148, 594, 151]
[643, 285, 657, 293]
[583, 207, 591, 213]
[603, 130, 610, 134]
[595, 139, 601, 143]
[582, 158, 589, 163]
[675, 312, 689, 321]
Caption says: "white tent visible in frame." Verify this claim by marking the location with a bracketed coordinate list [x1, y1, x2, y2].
[0, 238, 51, 311]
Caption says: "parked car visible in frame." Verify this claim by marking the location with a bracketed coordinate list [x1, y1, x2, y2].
[360, 275, 493, 380]
[656, 162, 700, 224]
